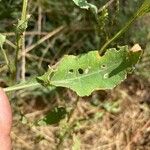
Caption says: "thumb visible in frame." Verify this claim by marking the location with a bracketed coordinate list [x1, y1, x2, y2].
[0, 88, 12, 135]
[0, 88, 12, 150]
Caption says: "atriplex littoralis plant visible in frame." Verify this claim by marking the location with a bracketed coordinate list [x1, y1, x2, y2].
[0, 0, 149, 96]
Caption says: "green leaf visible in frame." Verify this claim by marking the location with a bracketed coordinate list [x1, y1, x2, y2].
[36, 107, 67, 126]
[4, 46, 141, 96]
[16, 15, 30, 35]
[37, 46, 142, 97]
[72, 0, 98, 14]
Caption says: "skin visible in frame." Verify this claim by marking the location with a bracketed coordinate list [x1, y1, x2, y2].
[0, 88, 12, 150]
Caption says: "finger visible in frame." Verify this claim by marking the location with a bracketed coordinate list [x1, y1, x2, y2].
[0, 88, 12, 136]
[0, 136, 12, 150]
[0, 88, 12, 150]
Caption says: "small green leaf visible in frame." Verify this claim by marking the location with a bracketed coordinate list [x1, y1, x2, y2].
[36, 107, 67, 126]
[72, 0, 98, 14]
[16, 15, 30, 35]
[37, 46, 142, 97]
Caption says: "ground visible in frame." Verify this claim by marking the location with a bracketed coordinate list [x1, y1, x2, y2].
[11, 75, 150, 150]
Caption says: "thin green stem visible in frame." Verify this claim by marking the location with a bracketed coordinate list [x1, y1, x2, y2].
[100, 0, 149, 54]
[15, 0, 28, 79]
[21, 0, 28, 21]
[100, 15, 137, 54]
[4, 82, 40, 92]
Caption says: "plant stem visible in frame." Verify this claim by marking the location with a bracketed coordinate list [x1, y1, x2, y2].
[4, 82, 40, 92]
[100, 0, 150, 54]
[99, 0, 150, 54]
[21, 0, 28, 21]
[100, 15, 137, 54]
[15, 0, 28, 80]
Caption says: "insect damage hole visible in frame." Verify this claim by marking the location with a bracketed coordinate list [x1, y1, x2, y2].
[101, 64, 106, 69]
[85, 68, 89, 74]
[78, 68, 84, 74]
[69, 69, 74, 73]
[103, 73, 109, 79]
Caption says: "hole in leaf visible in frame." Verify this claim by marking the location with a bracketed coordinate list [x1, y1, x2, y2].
[101, 64, 106, 69]
[78, 68, 84, 74]
[85, 68, 89, 74]
[25, 72, 31, 77]
[69, 69, 74, 73]
[103, 73, 109, 79]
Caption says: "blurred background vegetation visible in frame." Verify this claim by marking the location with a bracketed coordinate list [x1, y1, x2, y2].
[0, 0, 149, 77]
[0, 0, 150, 149]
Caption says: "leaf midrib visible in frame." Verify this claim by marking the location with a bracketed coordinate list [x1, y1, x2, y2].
[51, 62, 121, 85]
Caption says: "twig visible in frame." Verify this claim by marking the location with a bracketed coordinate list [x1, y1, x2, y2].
[25, 26, 65, 53]
[125, 120, 150, 150]
[26, 53, 51, 63]
[2, 32, 48, 36]
[38, 43, 52, 68]
[11, 132, 32, 149]
[0, 27, 93, 37]
[98, 0, 116, 13]
[5, 39, 16, 49]
[38, 4, 42, 35]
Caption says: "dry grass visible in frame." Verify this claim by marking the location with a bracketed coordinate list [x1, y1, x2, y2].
[11, 75, 150, 150]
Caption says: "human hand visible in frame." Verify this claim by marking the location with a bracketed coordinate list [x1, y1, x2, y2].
[0, 88, 12, 150]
